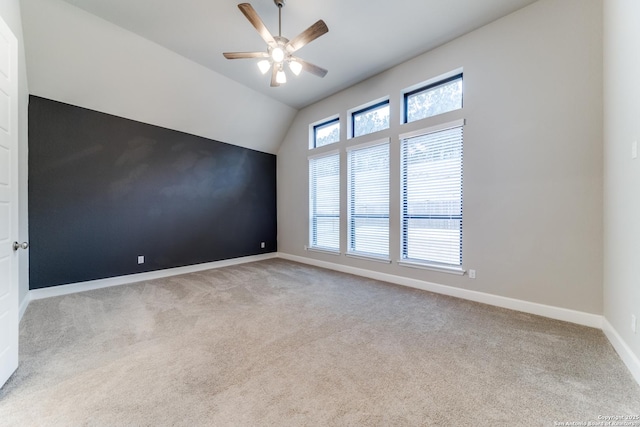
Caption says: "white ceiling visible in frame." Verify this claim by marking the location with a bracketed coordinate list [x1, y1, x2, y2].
[57, 0, 538, 110]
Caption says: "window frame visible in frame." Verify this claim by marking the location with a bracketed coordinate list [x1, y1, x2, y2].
[311, 116, 340, 149]
[403, 73, 463, 124]
[350, 99, 390, 139]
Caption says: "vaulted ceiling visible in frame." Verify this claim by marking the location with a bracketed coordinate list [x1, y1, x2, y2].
[57, 0, 538, 109]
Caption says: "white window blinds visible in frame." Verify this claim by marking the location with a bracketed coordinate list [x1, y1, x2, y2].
[401, 124, 463, 266]
[347, 141, 389, 258]
[309, 152, 340, 251]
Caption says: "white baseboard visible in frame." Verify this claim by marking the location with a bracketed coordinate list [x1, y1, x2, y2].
[28, 253, 278, 302]
[277, 252, 603, 329]
[602, 319, 640, 385]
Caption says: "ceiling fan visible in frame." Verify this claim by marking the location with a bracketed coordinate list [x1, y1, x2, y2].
[223, 1, 328, 87]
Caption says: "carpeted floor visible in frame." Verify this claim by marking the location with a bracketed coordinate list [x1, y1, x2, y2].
[0, 259, 639, 426]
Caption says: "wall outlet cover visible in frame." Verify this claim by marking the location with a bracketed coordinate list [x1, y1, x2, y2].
[138, 256, 144, 264]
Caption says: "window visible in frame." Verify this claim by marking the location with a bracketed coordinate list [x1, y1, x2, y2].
[352, 100, 390, 138]
[404, 74, 463, 124]
[309, 152, 340, 251]
[401, 121, 463, 267]
[313, 117, 340, 148]
[347, 141, 389, 258]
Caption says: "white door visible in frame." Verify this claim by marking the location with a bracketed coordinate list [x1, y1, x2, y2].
[0, 14, 19, 389]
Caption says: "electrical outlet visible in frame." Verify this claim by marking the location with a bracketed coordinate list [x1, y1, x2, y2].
[261, 242, 265, 249]
[469, 269, 476, 279]
[633, 141, 638, 159]
[138, 255, 144, 264]
[632, 314, 637, 334]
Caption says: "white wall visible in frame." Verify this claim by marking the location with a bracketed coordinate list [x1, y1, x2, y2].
[278, 0, 603, 314]
[20, 0, 296, 155]
[0, 0, 29, 307]
[603, 0, 640, 362]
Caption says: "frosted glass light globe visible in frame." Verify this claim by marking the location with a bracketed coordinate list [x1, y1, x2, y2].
[257, 60, 271, 74]
[271, 47, 285, 63]
[289, 60, 302, 76]
[276, 69, 287, 84]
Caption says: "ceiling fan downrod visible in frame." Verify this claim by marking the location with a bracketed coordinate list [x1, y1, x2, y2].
[275, 0, 284, 37]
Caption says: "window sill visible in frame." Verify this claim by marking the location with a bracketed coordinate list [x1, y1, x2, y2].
[397, 260, 466, 276]
[305, 246, 341, 256]
[346, 252, 392, 264]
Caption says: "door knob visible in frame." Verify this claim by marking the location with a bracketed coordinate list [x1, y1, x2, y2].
[13, 242, 29, 251]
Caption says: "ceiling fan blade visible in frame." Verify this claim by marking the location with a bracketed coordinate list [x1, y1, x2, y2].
[286, 20, 328, 53]
[271, 66, 280, 87]
[238, 3, 276, 47]
[293, 57, 328, 78]
[223, 51, 268, 59]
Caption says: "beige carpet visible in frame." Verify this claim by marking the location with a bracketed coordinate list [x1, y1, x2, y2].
[0, 259, 638, 426]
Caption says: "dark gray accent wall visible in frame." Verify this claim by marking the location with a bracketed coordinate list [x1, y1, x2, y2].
[28, 96, 277, 289]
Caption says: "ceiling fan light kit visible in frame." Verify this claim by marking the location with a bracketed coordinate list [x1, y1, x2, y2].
[223, 0, 329, 87]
